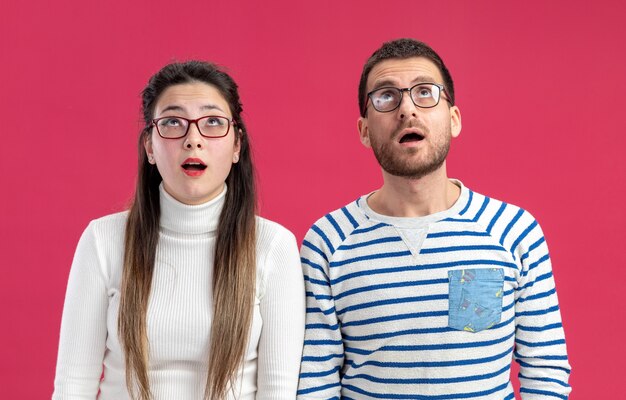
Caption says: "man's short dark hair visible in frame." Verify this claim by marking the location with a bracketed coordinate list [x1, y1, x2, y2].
[358, 38, 455, 117]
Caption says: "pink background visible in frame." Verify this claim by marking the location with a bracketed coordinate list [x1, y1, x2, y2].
[1, 0, 624, 398]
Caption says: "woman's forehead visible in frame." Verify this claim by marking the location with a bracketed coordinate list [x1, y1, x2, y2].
[155, 82, 230, 116]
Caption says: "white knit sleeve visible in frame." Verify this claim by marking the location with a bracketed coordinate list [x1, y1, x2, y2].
[53, 222, 109, 399]
[256, 227, 305, 400]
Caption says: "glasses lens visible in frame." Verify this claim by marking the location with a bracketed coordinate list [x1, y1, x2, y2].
[198, 116, 229, 137]
[411, 84, 441, 108]
[371, 88, 402, 112]
[156, 117, 188, 138]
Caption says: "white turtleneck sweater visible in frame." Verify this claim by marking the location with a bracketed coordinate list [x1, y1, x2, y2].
[53, 185, 305, 399]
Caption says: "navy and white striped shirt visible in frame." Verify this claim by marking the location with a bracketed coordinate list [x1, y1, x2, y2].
[297, 181, 570, 399]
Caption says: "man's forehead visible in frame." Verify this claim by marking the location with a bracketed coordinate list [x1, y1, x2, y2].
[367, 57, 443, 89]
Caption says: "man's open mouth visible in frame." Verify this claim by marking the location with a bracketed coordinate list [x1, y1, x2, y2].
[399, 132, 424, 143]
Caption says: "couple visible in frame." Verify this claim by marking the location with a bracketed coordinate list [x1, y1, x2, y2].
[53, 39, 571, 399]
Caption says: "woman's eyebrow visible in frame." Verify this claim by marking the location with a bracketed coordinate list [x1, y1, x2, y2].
[159, 104, 226, 114]
[159, 105, 185, 114]
[200, 104, 225, 113]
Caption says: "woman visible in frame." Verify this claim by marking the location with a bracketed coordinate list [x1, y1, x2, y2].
[53, 61, 305, 399]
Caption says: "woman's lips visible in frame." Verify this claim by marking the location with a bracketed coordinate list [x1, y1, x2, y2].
[181, 158, 207, 176]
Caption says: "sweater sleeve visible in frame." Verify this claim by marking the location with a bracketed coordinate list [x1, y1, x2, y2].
[514, 217, 571, 399]
[297, 224, 343, 399]
[256, 227, 306, 400]
[53, 222, 109, 399]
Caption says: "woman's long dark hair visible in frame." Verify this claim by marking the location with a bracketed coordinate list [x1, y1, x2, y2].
[118, 61, 257, 399]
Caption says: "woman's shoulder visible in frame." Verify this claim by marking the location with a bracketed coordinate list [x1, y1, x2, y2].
[254, 217, 302, 299]
[83, 210, 129, 239]
[71, 211, 129, 282]
[255, 216, 297, 249]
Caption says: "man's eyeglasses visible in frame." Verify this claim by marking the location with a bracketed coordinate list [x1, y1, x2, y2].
[366, 83, 450, 113]
[152, 116, 236, 139]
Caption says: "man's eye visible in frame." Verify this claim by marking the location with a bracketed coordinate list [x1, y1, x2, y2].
[376, 90, 398, 103]
[416, 87, 433, 98]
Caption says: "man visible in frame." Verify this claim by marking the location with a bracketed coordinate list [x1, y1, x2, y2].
[297, 39, 571, 399]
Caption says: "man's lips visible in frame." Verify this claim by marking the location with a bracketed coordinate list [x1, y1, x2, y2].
[181, 158, 207, 171]
[398, 128, 425, 143]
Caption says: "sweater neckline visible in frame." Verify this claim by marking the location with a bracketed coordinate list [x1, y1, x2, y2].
[159, 183, 226, 234]
[357, 179, 469, 228]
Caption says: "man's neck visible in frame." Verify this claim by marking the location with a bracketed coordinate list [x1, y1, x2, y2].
[367, 165, 461, 218]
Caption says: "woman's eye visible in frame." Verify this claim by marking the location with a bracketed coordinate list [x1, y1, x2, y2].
[161, 118, 183, 127]
[205, 117, 225, 126]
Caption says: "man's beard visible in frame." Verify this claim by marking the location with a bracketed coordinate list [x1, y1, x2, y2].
[370, 126, 451, 179]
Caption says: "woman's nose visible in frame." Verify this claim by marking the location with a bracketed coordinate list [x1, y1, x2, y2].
[184, 122, 203, 149]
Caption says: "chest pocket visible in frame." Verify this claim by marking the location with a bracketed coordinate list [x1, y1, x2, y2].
[448, 268, 504, 333]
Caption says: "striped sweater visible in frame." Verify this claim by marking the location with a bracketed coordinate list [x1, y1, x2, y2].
[297, 181, 570, 400]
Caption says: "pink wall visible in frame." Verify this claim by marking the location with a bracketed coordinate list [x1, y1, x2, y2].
[1, 0, 624, 398]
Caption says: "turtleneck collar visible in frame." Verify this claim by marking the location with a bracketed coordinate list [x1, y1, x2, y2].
[159, 183, 226, 235]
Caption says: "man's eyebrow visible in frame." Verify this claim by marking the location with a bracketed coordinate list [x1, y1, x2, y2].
[370, 79, 398, 91]
[411, 75, 437, 84]
[370, 76, 438, 91]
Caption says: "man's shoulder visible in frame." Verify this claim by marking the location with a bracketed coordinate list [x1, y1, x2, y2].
[462, 188, 546, 259]
[462, 188, 537, 225]
[303, 197, 373, 255]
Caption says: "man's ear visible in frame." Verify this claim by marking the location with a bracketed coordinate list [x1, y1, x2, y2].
[450, 105, 462, 138]
[358, 117, 372, 148]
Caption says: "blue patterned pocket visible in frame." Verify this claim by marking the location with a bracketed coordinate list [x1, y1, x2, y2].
[448, 268, 504, 332]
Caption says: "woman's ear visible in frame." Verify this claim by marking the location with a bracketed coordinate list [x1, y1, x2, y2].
[233, 129, 242, 163]
[144, 133, 155, 164]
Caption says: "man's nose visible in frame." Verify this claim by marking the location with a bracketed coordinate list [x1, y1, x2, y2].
[398, 89, 418, 119]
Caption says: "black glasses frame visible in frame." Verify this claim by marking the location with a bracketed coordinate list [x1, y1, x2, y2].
[151, 115, 237, 139]
[365, 83, 451, 114]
